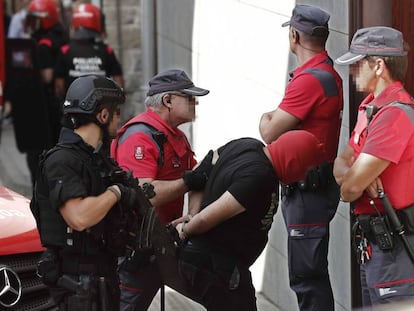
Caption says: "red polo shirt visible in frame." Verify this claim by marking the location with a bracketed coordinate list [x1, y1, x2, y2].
[349, 82, 414, 214]
[111, 109, 196, 222]
[279, 51, 343, 162]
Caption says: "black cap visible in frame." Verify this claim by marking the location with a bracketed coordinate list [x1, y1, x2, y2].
[146, 69, 209, 96]
[282, 5, 330, 37]
[335, 26, 407, 65]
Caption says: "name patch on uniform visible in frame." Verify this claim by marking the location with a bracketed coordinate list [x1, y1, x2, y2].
[135, 146, 145, 160]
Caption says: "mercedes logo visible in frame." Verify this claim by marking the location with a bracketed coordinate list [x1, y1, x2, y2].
[0, 266, 22, 307]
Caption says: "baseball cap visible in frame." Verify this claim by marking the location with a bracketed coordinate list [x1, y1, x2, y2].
[336, 26, 407, 65]
[282, 5, 330, 37]
[147, 69, 209, 96]
[267, 130, 323, 184]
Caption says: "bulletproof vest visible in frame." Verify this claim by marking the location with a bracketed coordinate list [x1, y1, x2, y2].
[63, 40, 112, 89]
[31, 145, 76, 248]
[32, 141, 141, 257]
[30, 143, 108, 250]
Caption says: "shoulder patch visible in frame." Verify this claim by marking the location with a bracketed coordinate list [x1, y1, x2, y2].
[134, 145, 145, 160]
[118, 122, 165, 167]
[61, 44, 70, 54]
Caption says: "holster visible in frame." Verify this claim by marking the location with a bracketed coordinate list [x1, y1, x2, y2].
[298, 162, 334, 191]
[282, 162, 334, 196]
[65, 292, 93, 311]
[356, 215, 372, 238]
[59, 275, 96, 311]
[37, 248, 61, 286]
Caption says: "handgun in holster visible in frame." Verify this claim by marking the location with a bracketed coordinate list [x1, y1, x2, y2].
[37, 248, 61, 286]
[58, 274, 95, 311]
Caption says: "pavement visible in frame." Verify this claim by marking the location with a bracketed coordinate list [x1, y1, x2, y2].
[0, 119, 32, 198]
[0, 120, 279, 311]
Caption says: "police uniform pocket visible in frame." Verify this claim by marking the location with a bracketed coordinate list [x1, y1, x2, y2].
[288, 225, 328, 277]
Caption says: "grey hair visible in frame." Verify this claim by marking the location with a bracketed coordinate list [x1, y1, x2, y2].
[144, 92, 169, 112]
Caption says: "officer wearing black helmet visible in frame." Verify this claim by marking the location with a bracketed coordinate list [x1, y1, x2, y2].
[31, 75, 139, 311]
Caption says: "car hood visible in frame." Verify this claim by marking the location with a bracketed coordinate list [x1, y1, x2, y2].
[0, 186, 43, 255]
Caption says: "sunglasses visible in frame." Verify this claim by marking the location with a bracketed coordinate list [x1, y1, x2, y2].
[169, 92, 196, 102]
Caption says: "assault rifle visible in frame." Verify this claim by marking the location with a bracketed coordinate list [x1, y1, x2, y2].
[102, 161, 156, 252]
[101, 156, 181, 258]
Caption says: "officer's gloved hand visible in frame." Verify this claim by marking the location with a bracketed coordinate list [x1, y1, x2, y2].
[116, 184, 138, 210]
[182, 150, 214, 191]
[142, 182, 156, 199]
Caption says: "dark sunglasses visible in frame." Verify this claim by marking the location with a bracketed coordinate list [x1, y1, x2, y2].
[169, 92, 196, 101]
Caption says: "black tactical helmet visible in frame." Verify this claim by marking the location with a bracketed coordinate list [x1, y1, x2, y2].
[63, 75, 125, 115]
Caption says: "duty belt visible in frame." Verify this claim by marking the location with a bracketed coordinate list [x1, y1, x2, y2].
[353, 214, 395, 250]
[281, 162, 335, 196]
[61, 254, 116, 276]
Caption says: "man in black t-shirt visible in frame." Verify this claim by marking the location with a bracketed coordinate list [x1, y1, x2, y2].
[172, 130, 324, 311]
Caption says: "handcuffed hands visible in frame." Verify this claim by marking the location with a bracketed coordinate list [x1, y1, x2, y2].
[171, 214, 192, 240]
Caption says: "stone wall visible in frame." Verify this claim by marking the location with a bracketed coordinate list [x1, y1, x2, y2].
[102, 0, 143, 120]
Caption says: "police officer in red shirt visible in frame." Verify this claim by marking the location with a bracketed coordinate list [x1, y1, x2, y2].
[111, 69, 209, 310]
[54, 3, 124, 99]
[334, 26, 414, 307]
[259, 5, 343, 311]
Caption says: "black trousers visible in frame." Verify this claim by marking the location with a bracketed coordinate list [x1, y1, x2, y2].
[282, 181, 339, 311]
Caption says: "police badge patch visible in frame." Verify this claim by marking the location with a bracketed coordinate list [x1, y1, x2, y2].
[135, 146, 144, 160]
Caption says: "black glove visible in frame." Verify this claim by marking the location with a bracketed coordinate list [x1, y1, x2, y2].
[142, 182, 156, 199]
[116, 183, 138, 210]
[182, 150, 214, 191]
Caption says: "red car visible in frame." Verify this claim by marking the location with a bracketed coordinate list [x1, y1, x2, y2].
[0, 186, 55, 310]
